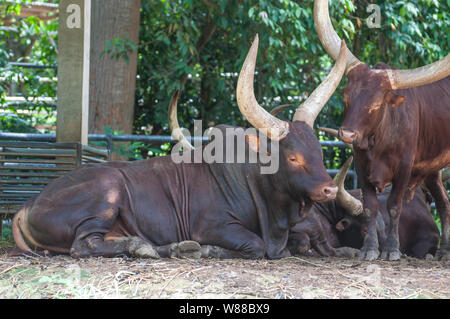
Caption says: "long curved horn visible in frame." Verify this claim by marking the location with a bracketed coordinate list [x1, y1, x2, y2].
[292, 40, 347, 127]
[386, 54, 450, 90]
[236, 34, 289, 141]
[334, 156, 363, 216]
[168, 90, 195, 151]
[315, 0, 450, 89]
[318, 127, 339, 138]
[269, 104, 295, 117]
[314, 0, 362, 73]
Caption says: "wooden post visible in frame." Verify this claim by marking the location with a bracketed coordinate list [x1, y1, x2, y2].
[56, 0, 90, 144]
[89, 0, 140, 136]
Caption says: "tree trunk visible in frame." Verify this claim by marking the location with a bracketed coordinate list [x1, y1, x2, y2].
[89, 0, 141, 136]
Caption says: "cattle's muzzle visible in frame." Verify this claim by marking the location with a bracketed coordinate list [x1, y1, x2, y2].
[311, 184, 338, 203]
[338, 128, 358, 144]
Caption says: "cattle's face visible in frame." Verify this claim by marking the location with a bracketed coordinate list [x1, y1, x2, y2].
[339, 64, 406, 149]
[335, 214, 369, 238]
[278, 121, 337, 203]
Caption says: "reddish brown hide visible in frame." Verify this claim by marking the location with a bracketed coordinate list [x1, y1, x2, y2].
[313, 0, 450, 260]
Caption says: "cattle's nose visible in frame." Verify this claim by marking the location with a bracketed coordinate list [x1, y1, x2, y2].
[311, 184, 338, 202]
[339, 128, 357, 144]
[322, 185, 338, 200]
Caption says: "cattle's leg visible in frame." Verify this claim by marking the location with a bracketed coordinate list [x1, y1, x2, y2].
[196, 224, 268, 259]
[70, 234, 160, 259]
[312, 240, 338, 257]
[200, 245, 261, 259]
[425, 171, 450, 260]
[287, 232, 312, 255]
[155, 241, 202, 259]
[357, 184, 380, 260]
[407, 237, 438, 259]
[72, 235, 203, 259]
[382, 177, 412, 261]
[375, 212, 388, 248]
[355, 161, 380, 260]
[309, 232, 338, 257]
[289, 230, 358, 257]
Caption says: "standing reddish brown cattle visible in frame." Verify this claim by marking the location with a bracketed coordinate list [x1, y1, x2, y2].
[313, 0, 450, 260]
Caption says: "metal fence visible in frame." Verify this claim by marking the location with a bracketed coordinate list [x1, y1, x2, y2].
[1, 62, 357, 185]
[6, 62, 57, 70]
[0, 132, 358, 188]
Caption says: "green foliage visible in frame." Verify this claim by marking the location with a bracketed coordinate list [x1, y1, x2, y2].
[135, 0, 449, 170]
[1, 225, 12, 242]
[89, 125, 168, 160]
[351, 1, 449, 66]
[0, 0, 58, 130]
[0, 113, 38, 132]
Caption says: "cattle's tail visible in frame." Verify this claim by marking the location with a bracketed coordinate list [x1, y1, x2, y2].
[12, 205, 33, 253]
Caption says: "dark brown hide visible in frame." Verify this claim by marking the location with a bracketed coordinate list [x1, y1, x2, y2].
[13, 123, 336, 259]
[288, 188, 439, 259]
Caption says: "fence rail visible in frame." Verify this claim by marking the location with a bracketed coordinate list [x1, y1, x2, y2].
[6, 62, 57, 70]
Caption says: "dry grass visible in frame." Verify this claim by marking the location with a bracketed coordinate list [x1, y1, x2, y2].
[0, 250, 449, 299]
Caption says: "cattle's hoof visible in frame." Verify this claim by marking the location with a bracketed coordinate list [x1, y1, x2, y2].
[380, 249, 401, 261]
[357, 249, 379, 261]
[172, 241, 202, 259]
[435, 248, 450, 261]
[127, 237, 160, 259]
[200, 245, 224, 258]
[297, 245, 310, 255]
[425, 253, 434, 260]
[134, 245, 160, 259]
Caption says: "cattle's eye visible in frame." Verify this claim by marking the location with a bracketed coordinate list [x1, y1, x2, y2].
[287, 154, 306, 169]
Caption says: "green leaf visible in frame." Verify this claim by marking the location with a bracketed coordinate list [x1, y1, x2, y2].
[399, 6, 407, 17]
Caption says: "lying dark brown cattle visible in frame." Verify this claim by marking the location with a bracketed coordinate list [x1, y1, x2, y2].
[313, 0, 450, 260]
[12, 35, 345, 259]
[288, 158, 440, 259]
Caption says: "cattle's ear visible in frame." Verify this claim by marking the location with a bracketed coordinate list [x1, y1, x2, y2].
[335, 218, 350, 231]
[385, 91, 406, 107]
[245, 134, 260, 153]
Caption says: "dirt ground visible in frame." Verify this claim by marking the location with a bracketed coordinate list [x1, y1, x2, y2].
[0, 245, 449, 299]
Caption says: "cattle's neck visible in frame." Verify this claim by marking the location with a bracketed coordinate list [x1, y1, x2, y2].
[313, 200, 341, 225]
